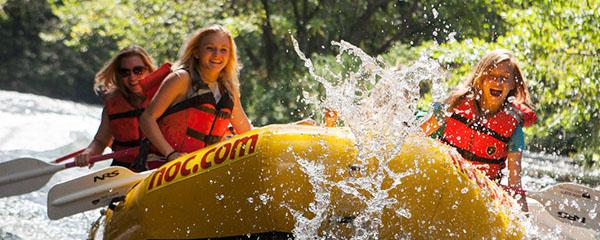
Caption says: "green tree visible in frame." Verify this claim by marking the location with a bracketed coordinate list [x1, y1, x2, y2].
[0, 0, 116, 103]
[47, 0, 508, 125]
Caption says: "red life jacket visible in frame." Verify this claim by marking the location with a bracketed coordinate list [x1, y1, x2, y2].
[157, 80, 234, 153]
[104, 92, 144, 166]
[103, 63, 172, 169]
[441, 97, 536, 179]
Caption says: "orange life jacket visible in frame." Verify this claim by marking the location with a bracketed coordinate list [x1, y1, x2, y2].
[103, 63, 172, 169]
[157, 79, 234, 153]
[441, 97, 536, 179]
[104, 92, 144, 166]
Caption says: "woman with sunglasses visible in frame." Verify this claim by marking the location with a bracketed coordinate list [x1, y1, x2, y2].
[139, 25, 252, 163]
[74, 45, 158, 170]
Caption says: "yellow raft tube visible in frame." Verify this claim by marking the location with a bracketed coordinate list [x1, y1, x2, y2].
[104, 125, 524, 239]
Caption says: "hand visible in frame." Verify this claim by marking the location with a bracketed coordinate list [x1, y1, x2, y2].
[74, 151, 95, 168]
[294, 118, 317, 126]
[166, 151, 184, 161]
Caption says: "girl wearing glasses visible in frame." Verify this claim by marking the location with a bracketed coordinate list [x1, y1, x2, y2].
[140, 25, 252, 162]
[420, 49, 536, 211]
[75, 45, 157, 170]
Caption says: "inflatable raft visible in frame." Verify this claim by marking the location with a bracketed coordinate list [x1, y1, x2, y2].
[103, 125, 524, 239]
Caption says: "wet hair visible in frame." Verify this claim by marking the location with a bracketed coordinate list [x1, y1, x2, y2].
[444, 49, 533, 110]
[94, 45, 156, 97]
[172, 25, 240, 99]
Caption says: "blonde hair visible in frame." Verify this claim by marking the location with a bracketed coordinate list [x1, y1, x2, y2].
[172, 25, 240, 98]
[445, 49, 533, 109]
[94, 45, 156, 97]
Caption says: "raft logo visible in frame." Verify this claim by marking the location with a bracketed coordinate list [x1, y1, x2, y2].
[146, 133, 260, 192]
[93, 170, 120, 182]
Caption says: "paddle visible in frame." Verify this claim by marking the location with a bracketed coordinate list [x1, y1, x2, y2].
[0, 147, 138, 198]
[47, 166, 152, 220]
[506, 183, 600, 231]
[51, 148, 86, 164]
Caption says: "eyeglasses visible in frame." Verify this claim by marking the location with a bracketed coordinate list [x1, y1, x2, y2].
[118, 66, 147, 77]
[483, 74, 512, 83]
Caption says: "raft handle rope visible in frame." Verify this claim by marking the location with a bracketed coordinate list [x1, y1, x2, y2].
[87, 209, 106, 240]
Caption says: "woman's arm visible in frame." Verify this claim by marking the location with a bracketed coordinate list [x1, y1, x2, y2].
[507, 151, 529, 212]
[74, 107, 113, 167]
[230, 94, 252, 134]
[419, 102, 446, 137]
[139, 71, 189, 159]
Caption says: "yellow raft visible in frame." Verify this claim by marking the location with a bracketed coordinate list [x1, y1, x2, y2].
[103, 125, 524, 239]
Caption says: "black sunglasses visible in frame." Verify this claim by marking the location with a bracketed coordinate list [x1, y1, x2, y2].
[118, 66, 147, 77]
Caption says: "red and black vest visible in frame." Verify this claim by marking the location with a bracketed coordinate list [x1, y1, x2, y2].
[104, 92, 145, 166]
[157, 75, 234, 154]
[441, 97, 536, 179]
[103, 63, 172, 169]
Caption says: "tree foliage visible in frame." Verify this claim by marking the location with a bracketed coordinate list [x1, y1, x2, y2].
[0, 0, 597, 162]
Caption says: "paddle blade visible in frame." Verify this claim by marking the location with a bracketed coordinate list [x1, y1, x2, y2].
[47, 166, 151, 220]
[528, 183, 600, 231]
[0, 158, 63, 198]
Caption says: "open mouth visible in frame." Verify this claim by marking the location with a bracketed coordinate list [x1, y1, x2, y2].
[489, 89, 503, 97]
[210, 60, 222, 64]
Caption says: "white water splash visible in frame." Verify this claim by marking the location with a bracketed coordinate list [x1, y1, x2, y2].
[290, 37, 448, 239]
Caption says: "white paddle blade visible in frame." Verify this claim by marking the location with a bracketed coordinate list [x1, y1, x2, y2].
[528, 183, 600, 231]
[528, 198, 597, 240]
[0, 158, 63, 198]
[47, 166, 150, 220]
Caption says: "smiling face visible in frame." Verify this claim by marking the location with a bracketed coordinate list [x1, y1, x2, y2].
[476, 60, 516, 113]
[195, 31, 231, 78]
[119, 55, 149, 95]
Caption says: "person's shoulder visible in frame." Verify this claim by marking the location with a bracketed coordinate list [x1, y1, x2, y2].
[164, 69, 191, 83]
[101, 88, 123, 102]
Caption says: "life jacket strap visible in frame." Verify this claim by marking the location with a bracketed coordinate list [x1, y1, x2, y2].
[442, 139, 507, 165]
[112, 139, 140, 148]
[186, 128, 221, 145]
[131, 139, 151, 172]
[159, 93, 214, 120]
[450, 113, 511, 143]
[108, 108, 144, 120]
[216, 110, 231, 119]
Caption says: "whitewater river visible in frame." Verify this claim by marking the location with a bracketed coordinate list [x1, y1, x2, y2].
[0, 89, 598, 239]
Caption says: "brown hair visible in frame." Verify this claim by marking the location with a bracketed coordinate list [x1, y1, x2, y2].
[444, 49, 533, 110]
[172, 25, 240, 98]
[94, 45, 156, 97]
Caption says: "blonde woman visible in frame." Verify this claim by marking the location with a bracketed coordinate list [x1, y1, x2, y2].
[140, 25, 252, 162]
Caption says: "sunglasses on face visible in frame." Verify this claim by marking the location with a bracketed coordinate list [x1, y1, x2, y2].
[118, 66, 147, 77]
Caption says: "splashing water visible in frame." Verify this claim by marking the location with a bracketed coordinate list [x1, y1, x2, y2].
[294, 38, 446, 162]
[289, 37, 450, 239]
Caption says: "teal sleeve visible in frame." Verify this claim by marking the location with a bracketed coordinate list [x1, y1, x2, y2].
[418, 102, 447, 139]
[508, 124, 525, 152]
